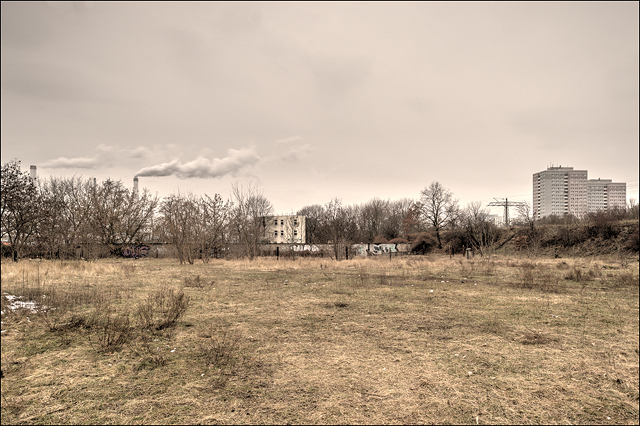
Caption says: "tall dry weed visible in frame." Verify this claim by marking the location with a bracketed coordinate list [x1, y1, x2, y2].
[515, 263, 562, 293]
[607, 271, 639, 288]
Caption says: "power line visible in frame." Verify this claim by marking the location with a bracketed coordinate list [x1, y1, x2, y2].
[486, 198, 526, 227]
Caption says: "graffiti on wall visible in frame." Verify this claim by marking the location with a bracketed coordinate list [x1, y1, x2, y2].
[121, 245, 150, 258]
[353, 244, 398, 256]
[291, 244, 321, 252]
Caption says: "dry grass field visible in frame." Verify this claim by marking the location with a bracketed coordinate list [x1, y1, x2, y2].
[1, 254, 638, 424]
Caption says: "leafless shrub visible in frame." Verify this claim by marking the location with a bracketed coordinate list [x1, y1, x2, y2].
[37, 306, 68, 332]
[480, 318, 506, 335]
[457, 259, 474, 278]
[8, 283, 47, 305]
[518, 329, 557, 345]
[378, 274, 390, 286]
[29, 285, 106, 331]
[515, 265, 562, 293]
[131, 336, 167, 370]
[537, 270, 561, 293]
[480, 259, 496, 275]
[607, 272, 639, 289]
[199, 328, 241, 370]
[183, 275, 212, 288]
[136, 287, 190, 330]
[520, 268, 535, 289]
[326, 301, 349, 308]
[519, 261, 537, 270]
[0, 293, 8, 313]
[89, 305, 132, 352]
[121, 263, 136, 278]
[587, 266, 601, 279]
[564, 267, 585, 283]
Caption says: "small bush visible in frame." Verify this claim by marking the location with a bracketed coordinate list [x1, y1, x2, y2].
[131, 337, 167, 370]
[121, 263, 136, 278]
[89, 305, 132, 352]
[199, 328, 241, 370]
[515, 265, 561, 293]
[184, 275, 212, 288]
[518, 329, 557, 345]
[388, 237, 409, 245]
[537, 270, 561, 293]
[608, 272, 639, 288]
[624, 226, 639, 252]
[564, 267, 585, 282]
[411, 233, 437, 254]
[136, 287, 190, 331]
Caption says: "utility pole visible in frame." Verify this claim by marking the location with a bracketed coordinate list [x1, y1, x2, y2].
[487, 198, 526, 227]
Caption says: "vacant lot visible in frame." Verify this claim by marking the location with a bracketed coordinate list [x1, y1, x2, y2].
[1, 255, 638, 424]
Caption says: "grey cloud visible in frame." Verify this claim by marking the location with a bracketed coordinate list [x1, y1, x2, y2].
[1, 61, 107, 103]
[135, 147, 261, 179]
[129, 146, 153, 159]
[1, 2, 54, 49]
[310, 55, 371, 100]
[274, 136, 313, 162]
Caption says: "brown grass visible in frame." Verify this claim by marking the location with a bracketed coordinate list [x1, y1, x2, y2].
[1, 254, 638, 424]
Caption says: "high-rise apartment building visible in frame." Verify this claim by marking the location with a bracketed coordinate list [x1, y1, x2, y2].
[533, 166, 626, 219]
[587, 179, 627, 213]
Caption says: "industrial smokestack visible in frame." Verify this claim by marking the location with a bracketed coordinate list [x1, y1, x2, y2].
[133, 177, 139, 196]
[30, 165, 37, 184]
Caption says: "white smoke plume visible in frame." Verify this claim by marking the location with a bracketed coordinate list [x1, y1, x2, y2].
[135, 147, 260, 179]
[41, 155, 102, 169]
[42, 144, 152, 169]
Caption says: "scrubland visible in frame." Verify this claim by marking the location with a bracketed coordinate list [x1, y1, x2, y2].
[1, 254, 638, 424]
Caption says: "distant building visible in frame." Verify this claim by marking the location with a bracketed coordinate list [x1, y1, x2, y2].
[263, 215, 306, 244]
[587, 179, 627, 213]
[533, 166, 626, 219]
[486, 214, 504, 227]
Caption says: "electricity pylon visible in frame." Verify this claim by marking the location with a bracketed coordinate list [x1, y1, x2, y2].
[487, 198, 526, 227]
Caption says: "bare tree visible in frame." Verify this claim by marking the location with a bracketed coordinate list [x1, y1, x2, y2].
[87, 179, 158, 257]
[198, 194, 233, 262]
[297, 204, 325, 245]
[516, 201, 536, 232]
[628, 198, 639, 220]
[358, 198, 389, 243]
[230, 182, 274, 260]
[382, 198, 414, 241]
[461, 201, 498, 256]
[1, 160, 55, 261]
[158, 193, 200, 264]
[323, 198, 358, 260]
[35, 176, 80, 258]
[401, 202, 422, 239]
[418, 182, 459, 249]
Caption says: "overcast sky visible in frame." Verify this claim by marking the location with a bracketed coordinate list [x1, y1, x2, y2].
[2, 2, 638, 215]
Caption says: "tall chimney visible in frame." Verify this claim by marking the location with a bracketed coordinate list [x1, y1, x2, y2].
[133, 177, 139, 195]
[30, 165, 37, 184]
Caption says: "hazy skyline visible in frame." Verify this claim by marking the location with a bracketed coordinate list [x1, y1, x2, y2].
[2, 2, 638, 215]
